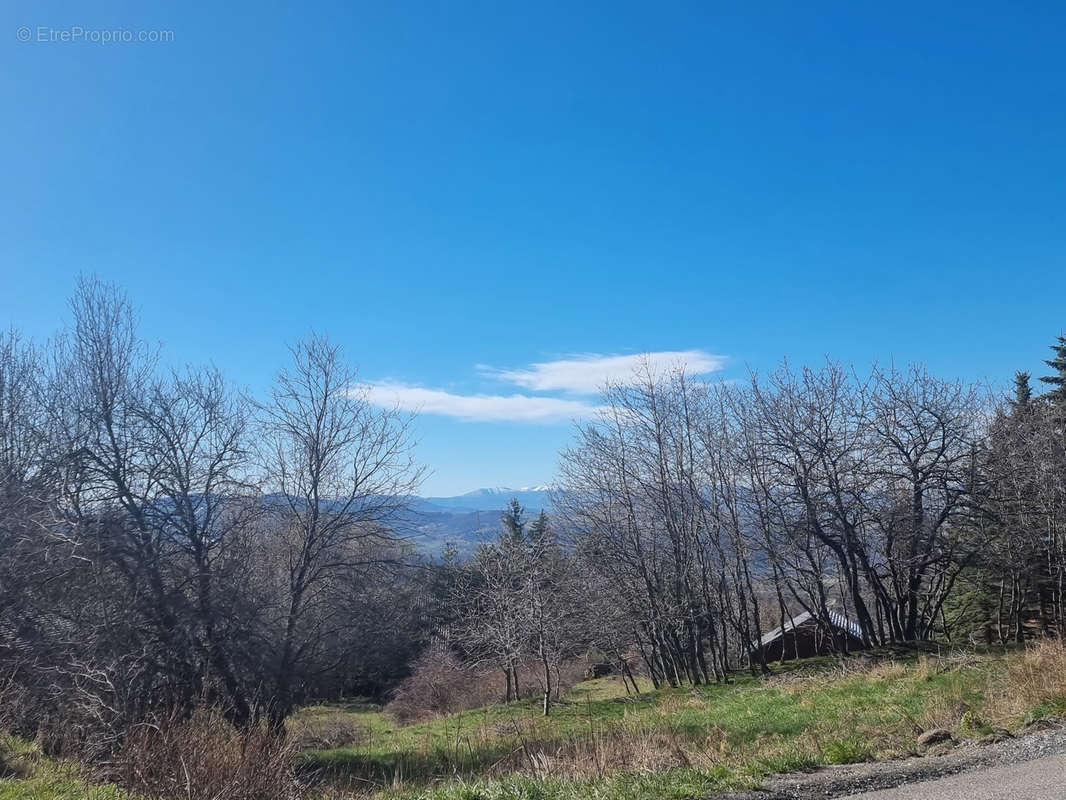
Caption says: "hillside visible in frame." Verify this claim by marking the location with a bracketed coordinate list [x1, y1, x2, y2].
[401, 487, 553, 553]
[5, 646, 1066, 799]
[293, 644, 1066, 799]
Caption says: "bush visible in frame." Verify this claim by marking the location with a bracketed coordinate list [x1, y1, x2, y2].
[386, 648, 501, 724]
[115, 708, 305, 800]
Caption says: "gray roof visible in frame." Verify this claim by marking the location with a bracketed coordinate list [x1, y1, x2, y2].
[759, 609, 863, 647]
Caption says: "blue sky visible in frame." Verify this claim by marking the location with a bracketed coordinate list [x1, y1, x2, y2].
[3, 2, 1065, 494]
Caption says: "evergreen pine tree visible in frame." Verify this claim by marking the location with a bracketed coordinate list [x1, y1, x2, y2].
[1038, 334, 1066, 404]
[501, 498, 525, 546]
[528, 509, 551, 546]
[1012, 370, 1033, 409]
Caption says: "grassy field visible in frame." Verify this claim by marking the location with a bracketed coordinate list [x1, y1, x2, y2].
[295, 645, 1066, 799]
[3, 645, 1065, 800]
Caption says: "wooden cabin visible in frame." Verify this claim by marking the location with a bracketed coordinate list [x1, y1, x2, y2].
[758, 610, 866, 661]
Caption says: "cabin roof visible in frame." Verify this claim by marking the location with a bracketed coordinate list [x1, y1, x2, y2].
[759, 609, 863, 647]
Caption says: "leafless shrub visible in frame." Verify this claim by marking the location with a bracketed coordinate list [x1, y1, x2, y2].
[0, 668, 35, 737]
[115, 708, 306, 800]
[386, 649, 500, 724]
[291, 715, 367, 751]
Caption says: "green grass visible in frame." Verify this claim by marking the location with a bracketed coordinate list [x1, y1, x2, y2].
[370, 766, 742, 800]
[0, 735, 126, 800]
[819, 736, 874, 765]
[295, 649, 1030, 798]
[2, 647, 1061, 800]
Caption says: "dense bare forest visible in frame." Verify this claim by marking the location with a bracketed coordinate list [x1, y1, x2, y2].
[1, 279, 1064, 777]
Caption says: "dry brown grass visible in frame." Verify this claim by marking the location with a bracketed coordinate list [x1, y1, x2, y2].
[115, 708, 306, 800]
[491, 717, 730, 781]
[866, 660, 909, 681]
[291, 714, 368, 751]
[918, 684, 971, 731]
[984, 640, 1066, 725]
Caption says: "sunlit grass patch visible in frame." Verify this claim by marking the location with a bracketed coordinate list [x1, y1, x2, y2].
[0, 737, 125, 800]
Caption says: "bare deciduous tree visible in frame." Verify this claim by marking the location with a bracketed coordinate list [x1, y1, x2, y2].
[258, 334, 423, 725]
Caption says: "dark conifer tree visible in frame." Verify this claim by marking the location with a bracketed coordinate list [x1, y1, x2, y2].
[528, 509, 552, 548]
[1039, 334, 1066, 404]
[1012, 370, 1033, 409]
[501, 498, 525, 546]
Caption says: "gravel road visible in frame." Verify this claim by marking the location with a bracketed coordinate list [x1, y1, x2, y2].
[723, 718, 1066, 800]
[840, 751, 1066, 798]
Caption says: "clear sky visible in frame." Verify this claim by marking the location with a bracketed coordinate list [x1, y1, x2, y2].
[3, 2, 1065, 494]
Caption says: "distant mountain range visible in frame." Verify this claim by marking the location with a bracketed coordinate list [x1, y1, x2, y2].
[421, 486, 552, 512]
[398, 486, 553, 554]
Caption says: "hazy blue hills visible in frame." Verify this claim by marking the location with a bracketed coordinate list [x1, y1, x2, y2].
[421, 486, 551, 513]
[400, 487, 552, 554]
[259, 488, 550, 555]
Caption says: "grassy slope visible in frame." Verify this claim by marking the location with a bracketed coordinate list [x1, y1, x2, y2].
[3, 648, 1063, 800]
[297, 649, 1065, 799]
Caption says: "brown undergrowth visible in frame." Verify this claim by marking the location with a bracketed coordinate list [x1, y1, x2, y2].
[114, 709, 306, 800]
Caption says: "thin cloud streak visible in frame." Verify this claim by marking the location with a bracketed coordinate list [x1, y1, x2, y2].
[363, 381, 602, 423]
[486, 349, 726, 394]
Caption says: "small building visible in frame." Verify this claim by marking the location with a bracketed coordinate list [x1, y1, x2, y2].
[758, 610, 866, 661]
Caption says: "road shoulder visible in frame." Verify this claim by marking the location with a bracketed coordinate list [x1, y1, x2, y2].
[724, 719, 1066, 800]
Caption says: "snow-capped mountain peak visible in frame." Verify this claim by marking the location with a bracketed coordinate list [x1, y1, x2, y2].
[457, 485, 550, 497]
[421, 485, 552, 514]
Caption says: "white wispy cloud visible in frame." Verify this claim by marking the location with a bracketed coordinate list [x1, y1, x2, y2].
[362, 350, 726, 424]
[485, 350, 726, 394]
[363, 381, 602, 423]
